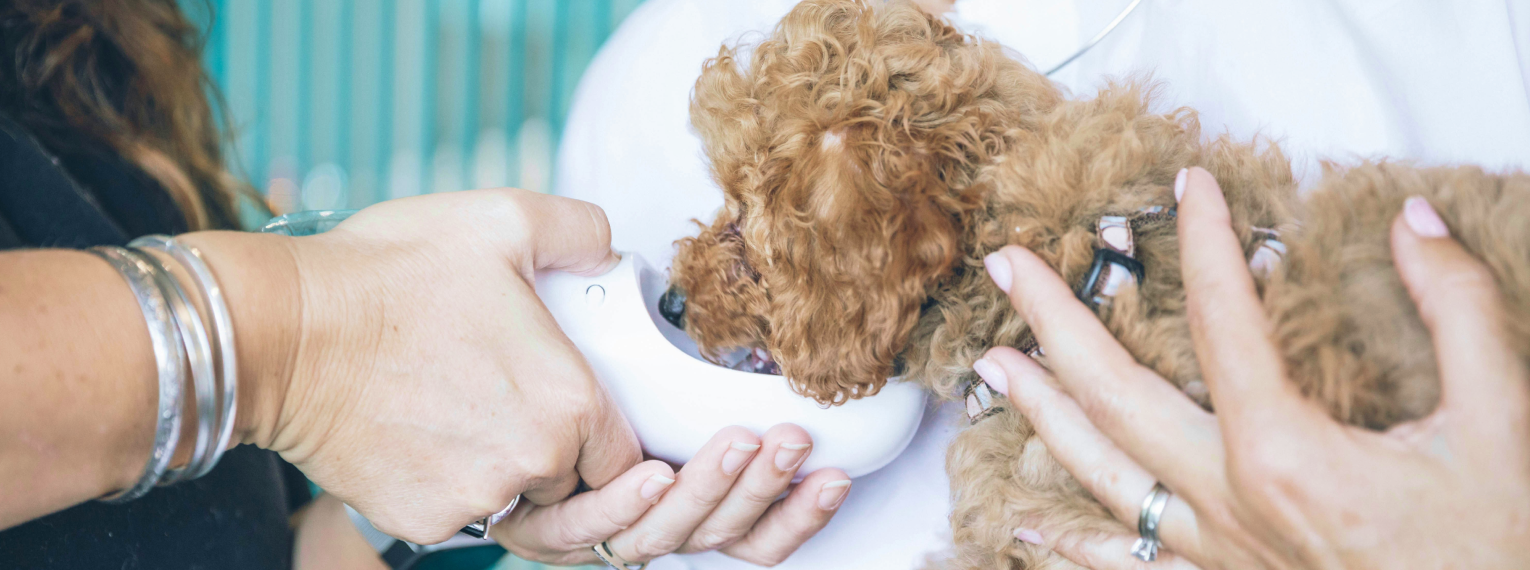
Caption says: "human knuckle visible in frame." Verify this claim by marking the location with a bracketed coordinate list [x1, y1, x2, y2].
[547, 516, 598, 550]
[628, 529, 683, 560]
[1072, 388, 1122, 425]
[1017, 293, 1051, 323]
[1083, 469, 1125, 501]
[516, 451, 566, 481]
[687, 527, 741, 552]
[408, 524, 458, 546]
[1201, 502, 1244, 537]
[1439, 265, 1502, 306]
[368, 517, 411, 541]
[567, 378, 603, 409]
[1229, 441, 1304, 497]
[738, 483, 787, 506]
[477, 192, 534, 235]
[581, 201, 613, 241]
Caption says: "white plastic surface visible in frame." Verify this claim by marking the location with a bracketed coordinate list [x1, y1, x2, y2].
[534, 253, 926, 479]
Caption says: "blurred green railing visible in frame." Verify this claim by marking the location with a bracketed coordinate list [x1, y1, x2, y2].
[187, 1, 643, 567]
[185, 0, 643, 219]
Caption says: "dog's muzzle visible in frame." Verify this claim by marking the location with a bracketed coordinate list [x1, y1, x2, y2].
[658, 285, 687, 329]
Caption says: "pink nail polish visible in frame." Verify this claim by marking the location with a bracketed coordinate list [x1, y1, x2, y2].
[1173, 168, 1188, 202]
[984, 252, 1013, 293]
[721, 442, 759, 475]
[1403, 196, 1450, 238]
[1014, 528, 1044, 545]
[973, 358, 1008, 397]
[640, 475, 675, 500]
[818, 480, 851, 510]
[774, 443, 811, 472]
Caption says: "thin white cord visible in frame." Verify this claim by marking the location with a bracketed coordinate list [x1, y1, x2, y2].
[1043, 0, 1146, 77]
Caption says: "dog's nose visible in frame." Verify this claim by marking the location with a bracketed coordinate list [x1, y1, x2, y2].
[658, 285, 687, 329]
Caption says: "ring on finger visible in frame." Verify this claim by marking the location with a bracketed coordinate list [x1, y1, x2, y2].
[593, 541, 648, 570]
[461, 494, 521, 539]
[1130, 482, 1172, 561]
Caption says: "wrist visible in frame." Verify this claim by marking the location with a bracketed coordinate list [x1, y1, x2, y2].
[175, 231, 303, 450]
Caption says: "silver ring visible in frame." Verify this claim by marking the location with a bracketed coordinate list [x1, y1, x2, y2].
[1131, 482, 1172, 561]
[460, 494, 521, 539]
[592, 541, 647, 570]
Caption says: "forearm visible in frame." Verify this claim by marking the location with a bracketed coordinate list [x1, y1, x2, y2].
[0, 232, 299, 529]
[0, 249, 161, 528]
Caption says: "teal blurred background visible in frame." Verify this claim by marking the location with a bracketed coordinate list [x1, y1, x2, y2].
[186, 1, 646, 567]
[183, 0, 645, 222]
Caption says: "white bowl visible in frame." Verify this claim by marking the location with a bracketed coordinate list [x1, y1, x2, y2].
[534, 253, 927, 478]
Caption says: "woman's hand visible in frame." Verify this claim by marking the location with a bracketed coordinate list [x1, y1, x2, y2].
[493, 423, 853, 567]
[183, 189, 643, 544]
[973, 168, 1530, 569]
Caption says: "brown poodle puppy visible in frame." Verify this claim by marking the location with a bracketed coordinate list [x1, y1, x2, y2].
[661, 1, 1530, 567]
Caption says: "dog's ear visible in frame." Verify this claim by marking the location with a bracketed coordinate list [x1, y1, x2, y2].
[759, 126, 976, 405]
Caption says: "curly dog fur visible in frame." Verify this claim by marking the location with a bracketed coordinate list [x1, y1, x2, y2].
[667, 1, 1530, 567]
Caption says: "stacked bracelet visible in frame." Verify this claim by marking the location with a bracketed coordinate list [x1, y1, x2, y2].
[91, 235, 240, 502]
[132, 236, 239, 481]
[89, 246, 187, 503]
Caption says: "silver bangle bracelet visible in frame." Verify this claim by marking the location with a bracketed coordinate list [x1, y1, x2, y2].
[90, 246, 186, 503]
[133, 235, 239, 479]
[132, 247, 218, 485]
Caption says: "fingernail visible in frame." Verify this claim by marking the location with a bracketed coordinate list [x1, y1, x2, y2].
[774, 443, 812, 472]
[984, 252, 1013, 293]
[640, 474, 675, 500]
[722, 442, 760, 475]
[1014, 528, 1044, 545]
[1249, 246, 1281, 277]
[1173, 168, 1188, 202]
[1404, 196, 1449, 238]
[817, 480, 851, 510]
[973, 358, 1008, 397]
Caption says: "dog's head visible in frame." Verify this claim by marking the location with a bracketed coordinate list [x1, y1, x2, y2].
[664, 0, 1059, 405]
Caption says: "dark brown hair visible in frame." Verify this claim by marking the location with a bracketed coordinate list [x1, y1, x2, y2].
[0, 0, 255, 230]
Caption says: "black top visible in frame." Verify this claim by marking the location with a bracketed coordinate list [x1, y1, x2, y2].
[0, 115, 310, 569]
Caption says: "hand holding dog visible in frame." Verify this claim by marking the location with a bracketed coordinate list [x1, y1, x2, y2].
[975, 168, 1530, 569]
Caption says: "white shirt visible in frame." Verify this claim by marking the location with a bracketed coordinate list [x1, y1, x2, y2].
[556, 1, 1529, 568]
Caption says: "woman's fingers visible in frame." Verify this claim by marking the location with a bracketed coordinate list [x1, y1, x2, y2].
[573, 388, 644, 492]
[982, 347, 1207, 558]
[1026, 522, 1203, 570]
[983, 247, 1220, 486]
[492, 460, 675, 565]
[1174, 167, 1330, 439]
[603, 426, 761, 562]
[678, 424, 814, 553]
[502, 189, 622, 277]
[1389, 198, 1530, 437]
[718, 469, 852, 566]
